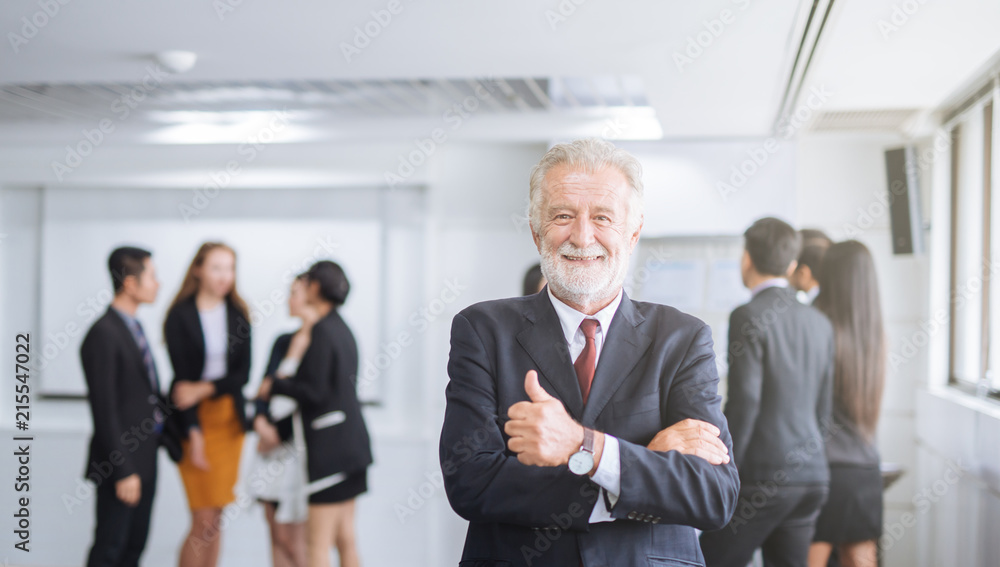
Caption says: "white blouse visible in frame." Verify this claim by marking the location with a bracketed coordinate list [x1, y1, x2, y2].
[199, 302, 228, 380]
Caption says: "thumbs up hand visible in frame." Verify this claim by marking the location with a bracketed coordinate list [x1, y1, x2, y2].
[505, 370, 584, 467]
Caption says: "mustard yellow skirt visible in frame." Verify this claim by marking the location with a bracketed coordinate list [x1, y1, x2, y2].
[178, 394, 244, 510]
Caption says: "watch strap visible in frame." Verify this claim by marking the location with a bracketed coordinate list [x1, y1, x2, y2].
[582, 426, 594, 453]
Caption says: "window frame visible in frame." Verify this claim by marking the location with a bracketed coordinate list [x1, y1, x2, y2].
[947, 90, 1000, 399]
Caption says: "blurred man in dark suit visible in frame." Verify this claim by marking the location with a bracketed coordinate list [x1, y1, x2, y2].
[80, 246, 168, 567]
[700, 218, 834, 567]
[440, 139, 740, 566]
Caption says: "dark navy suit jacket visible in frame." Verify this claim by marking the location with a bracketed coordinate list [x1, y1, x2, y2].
[80, 308, 167, 484]
[440, 288, 740, 567]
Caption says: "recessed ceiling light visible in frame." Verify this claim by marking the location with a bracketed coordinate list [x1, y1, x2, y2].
[154, 50, 198, 74]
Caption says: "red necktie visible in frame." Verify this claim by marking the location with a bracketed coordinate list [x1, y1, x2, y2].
[574, 319, 600, 404]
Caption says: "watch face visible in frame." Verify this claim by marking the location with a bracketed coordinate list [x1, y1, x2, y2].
[568, 451, 594, 475]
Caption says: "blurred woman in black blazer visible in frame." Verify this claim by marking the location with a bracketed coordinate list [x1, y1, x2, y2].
[164, 242, 252, 567]
[258, 260, 372, 567]
[251, 273, 317, 567]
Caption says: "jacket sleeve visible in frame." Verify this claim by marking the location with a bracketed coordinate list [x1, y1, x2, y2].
[254, 334, 288, 418]
[164, 307, 201, 433]
[270, 325, 333, 406]
[723, 306, 764, 470]
[81, 328, 138, 481]
[256, 334, 294, 443]
[609, 323, 740, 531]
[439, 313, 598, 531]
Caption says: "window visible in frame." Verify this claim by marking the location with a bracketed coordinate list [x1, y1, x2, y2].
[948, 84, 1000, 395]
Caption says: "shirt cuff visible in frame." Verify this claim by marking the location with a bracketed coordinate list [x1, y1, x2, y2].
[588, 434, 621, 523]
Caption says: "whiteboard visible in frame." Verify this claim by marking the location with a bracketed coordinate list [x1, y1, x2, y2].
[37, 186, 384, 398]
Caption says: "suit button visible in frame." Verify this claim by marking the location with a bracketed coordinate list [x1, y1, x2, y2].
[651, 517, 660, 524]
[148, 395, 158, 404]
[627, 511, 637, 520]
[636, 513, 646, 521]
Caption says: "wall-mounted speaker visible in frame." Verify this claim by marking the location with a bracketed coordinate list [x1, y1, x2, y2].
[884, 146, 925, 255]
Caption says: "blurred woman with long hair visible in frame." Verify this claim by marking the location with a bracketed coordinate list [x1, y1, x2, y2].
[258, 261, 372, 567]
[808, 240, 887, 567]
[164, 242, 252, 567]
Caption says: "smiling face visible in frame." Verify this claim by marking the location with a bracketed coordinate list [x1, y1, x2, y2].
[532, 163, 642, 311]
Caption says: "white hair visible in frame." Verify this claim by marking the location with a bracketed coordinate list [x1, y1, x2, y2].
[527, 138, 644, 234]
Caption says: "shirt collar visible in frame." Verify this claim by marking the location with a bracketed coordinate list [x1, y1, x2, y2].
[546, 286, 624, 344]
[750, 278, 788, 298]
[806, 285, 820, 303]
[110, 304, 138, 327]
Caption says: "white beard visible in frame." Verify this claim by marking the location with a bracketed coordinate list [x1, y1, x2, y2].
[539, 239, 629, 307]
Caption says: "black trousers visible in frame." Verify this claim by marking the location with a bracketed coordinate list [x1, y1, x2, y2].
[700, 483, 828, 567]
[86, 468, 157, 567]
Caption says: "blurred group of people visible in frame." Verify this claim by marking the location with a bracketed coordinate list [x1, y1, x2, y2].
[78, 137, 888, 567]
[703, 219, 886, 567]
[79, 243, 372, 567]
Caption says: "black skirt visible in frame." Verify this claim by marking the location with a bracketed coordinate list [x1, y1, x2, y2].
[309, 469, 368, 504]
[813, 465, 883, 543]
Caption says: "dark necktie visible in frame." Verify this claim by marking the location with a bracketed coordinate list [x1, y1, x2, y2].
[125, 318, 164, 428]
[574, 319, 600, 405]
[127, 319, 160, 391]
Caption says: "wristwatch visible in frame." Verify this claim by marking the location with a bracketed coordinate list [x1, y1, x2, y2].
[568, 426, 595, 475]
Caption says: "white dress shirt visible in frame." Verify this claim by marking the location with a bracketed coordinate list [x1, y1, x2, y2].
[546, 286, 623, 523]
[198, 302, 229, 380]
[750, 277, 788, 298]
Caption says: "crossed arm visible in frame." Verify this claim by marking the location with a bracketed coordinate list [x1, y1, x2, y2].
[440, 314, 739, 531]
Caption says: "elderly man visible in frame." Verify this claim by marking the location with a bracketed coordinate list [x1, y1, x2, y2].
[440, 138, 740, 566]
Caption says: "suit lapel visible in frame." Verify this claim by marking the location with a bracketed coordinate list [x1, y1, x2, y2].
[105, 307, 153, 394]
[516, 290, 584, 419]
[582, 294, 652, 424]
[181, 296, 206, 357]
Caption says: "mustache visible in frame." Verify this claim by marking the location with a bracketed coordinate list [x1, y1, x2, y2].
[555, 242, 609, 259]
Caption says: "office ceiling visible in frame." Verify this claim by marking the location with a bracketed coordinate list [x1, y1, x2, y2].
[0, 0, 998, 145]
